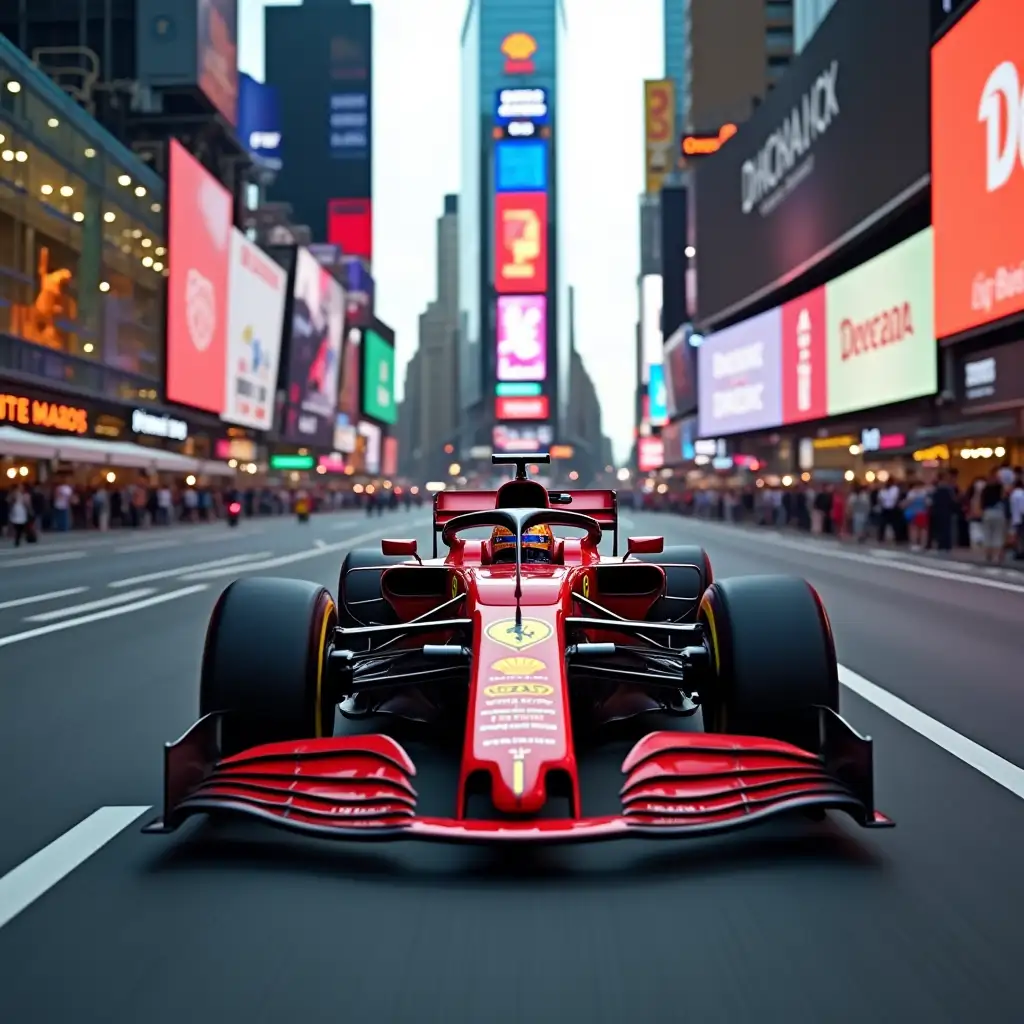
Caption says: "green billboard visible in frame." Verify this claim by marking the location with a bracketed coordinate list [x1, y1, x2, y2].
[362, 329, 397, 425]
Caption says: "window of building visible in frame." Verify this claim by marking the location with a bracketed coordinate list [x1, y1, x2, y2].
[768, 55, 792, 71]
[766, 2, 793, 24]
[100, 199, 165, 381]
[766, 28, 794, 50]
[0, 128, 94, 359]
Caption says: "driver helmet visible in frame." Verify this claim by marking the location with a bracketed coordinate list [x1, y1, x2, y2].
[490, 523, 555, 563]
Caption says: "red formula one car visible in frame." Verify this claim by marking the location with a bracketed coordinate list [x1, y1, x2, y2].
[145, 453, 892, 843]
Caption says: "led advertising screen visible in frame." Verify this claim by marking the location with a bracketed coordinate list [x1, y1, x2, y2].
[361, 327, 397, 425]
[495, 141, 547, 193]
[359, 420, 381, 474]
[496, 295, 547, 381]
[638, 436, 664, 472]
[495, 192, 547, 293]
[663, 325, 697, 418]
[647, 363, 668, 426]
[282, 247, 345, 445]
[493, 423, 554, 452]
[644, 79, 676, 195]
[327, 198, 373, 262]
[698, 229, 937, 437]
[166, 140, 232, 413]
[223, 228, 287, 429]
[692, 1, 930, 324]
[932, 0, 1024, 337]
[494, 88, 549, 125]
[958, 342, 1024, 413]
[496, 395, 550, 420]
[338, 326, 362, 424]
[237, 73, 281, 167]
[382, 436, 398, 476]
[329, 91, 369, 160]
[197, 0, 238, 125]
[641, 275, 663, 376]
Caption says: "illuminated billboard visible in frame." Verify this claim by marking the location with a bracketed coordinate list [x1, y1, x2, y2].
[495, 88, 549, 124]
[495, 141, 547, 192]
[641, 274, 663, 381]
[497, 295, 547, 381]
[495, 192, 547, 293]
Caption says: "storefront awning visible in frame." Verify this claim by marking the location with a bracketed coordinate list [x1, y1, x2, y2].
[0, 427, 199, 471]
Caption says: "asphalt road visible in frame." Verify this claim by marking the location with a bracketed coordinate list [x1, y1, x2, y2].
[0, 507, 1022, 1023]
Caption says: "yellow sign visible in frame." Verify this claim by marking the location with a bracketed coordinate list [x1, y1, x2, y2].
[451, 575, 459, 600]
[501, 33, 537, 74]
[681, 123, 738, 157]
[644, 79, 676, 195]
[491, 656, 546, 676]
[485, 617, 553, 651]
[581, 575, 590, 599]
[483, 682, 554, 697]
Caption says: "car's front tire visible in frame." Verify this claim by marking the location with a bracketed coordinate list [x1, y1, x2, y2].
[698, 575, 839, 750]
[200, 577, 337, 751]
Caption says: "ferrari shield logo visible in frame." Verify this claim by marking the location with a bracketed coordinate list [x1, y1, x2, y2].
[485, 618, 553, 651]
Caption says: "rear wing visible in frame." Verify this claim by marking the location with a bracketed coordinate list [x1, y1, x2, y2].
[432, 489, 619, 556]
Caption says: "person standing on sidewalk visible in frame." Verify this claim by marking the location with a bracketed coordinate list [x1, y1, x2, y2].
[877, 479, 902, 543]
[979, 468, 1008, 564]
[7, 485, 30, 546]
[1009, 472, 1024, 561]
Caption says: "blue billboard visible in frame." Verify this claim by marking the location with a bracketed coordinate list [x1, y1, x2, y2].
[495, 140, 547, 193]
[237, 73, 282, 168]
[648, 364, 667, 425]
[329, 92, 369, 159]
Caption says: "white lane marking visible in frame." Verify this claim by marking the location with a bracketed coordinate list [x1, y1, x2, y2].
[181, 528, 393, 580]
[0, 806, 151, 931]
[679, 520, 1024, 595]
[314, 539, 327, 549]
[839, 665, 1024, 800]
[0, 551, 88, 569]
[114, 540, 181, 554]
[24, 588, 156, 622]
[0, 587, 88, 611]
[0, 585, 208, 648]
[108, 552, 272, 588]
[187, 528, 265, 544]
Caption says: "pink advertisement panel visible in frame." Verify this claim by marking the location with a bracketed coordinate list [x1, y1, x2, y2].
[496, 295, 547, 382]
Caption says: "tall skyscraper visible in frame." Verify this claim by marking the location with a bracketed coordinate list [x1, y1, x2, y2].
[459, 0, 568, 455]
[265, 0, 373, 258]
[664, 1, 687, 140]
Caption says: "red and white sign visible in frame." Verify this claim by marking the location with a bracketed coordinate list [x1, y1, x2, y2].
[780, 285, 827, 425]
[328, 198, 373, 262]
[496, 395, 549, 420]
[638, 437, 664, 472]
[223, 229, 287, 429]
[167, 140, 232, 412]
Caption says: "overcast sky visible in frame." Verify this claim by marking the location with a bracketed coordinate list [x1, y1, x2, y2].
[239, 0, 662, 462]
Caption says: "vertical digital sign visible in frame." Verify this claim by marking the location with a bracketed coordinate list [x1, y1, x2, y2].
[494, 192, 548, 293]
[495, 140, 547, 192]
[328, 198, 373, 262]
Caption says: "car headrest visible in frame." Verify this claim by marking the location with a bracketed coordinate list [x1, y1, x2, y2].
[495, 480, 549, 509]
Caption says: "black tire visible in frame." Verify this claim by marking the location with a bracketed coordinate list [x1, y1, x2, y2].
[200, 577, 337, 750]
[698, 575, 839, 750]
[636, 545, 713, 625]
[337, 547, 410, 632]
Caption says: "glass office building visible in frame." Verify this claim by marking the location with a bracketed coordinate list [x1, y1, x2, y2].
[459, 0, 568, 446]
[0, 36, 166, 398]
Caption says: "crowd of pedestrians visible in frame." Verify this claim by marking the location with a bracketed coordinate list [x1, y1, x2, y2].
[0, 478, 365, 546]
[646, 463, 1024, 565]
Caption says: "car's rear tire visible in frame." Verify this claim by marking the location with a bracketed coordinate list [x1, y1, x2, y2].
[200, 577, 337, 751]
[698, 575, 839, 750]
[337, 547, 410, 635]
[636, 545, 713, 626]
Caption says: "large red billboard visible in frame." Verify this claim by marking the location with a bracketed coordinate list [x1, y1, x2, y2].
[494, 192, 547, 293]
[328, 198, 373, 261]
[167, 140, 232, 412]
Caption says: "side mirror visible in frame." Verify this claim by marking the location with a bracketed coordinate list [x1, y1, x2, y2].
[626, 535, 664, 555]
[382, 538, 418, 558]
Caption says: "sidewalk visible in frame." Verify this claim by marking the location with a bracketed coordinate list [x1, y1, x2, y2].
[672, 513, 1024, 575]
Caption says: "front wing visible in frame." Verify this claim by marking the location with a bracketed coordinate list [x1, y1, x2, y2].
[142, 708, 892, 842]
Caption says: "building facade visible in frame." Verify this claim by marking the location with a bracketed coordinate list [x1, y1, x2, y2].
[0, 37, 222, 479]
[682, 0, 794, 131]
[459, 0, 568, 457]
[402, 195, 460, 480]
[265, 0, 373, 258]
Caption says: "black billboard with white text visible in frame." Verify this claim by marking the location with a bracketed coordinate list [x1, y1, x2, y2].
[692, 0, 930, 326]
